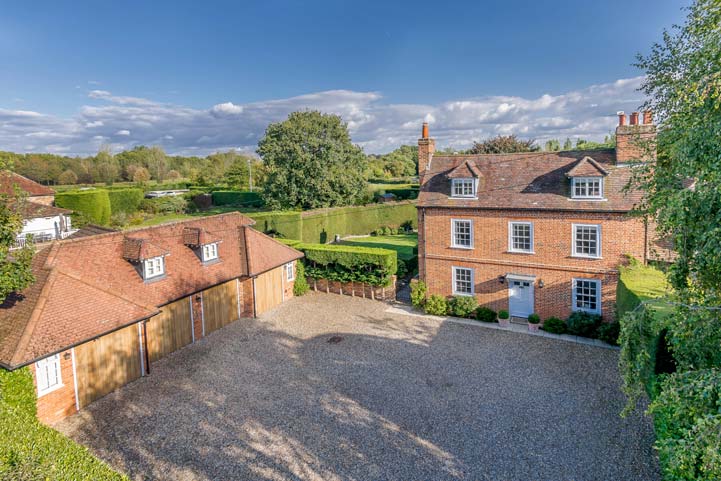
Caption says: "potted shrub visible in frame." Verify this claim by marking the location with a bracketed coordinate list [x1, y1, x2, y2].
[498, 309, 510, 327]
[527, 313, 541, 332]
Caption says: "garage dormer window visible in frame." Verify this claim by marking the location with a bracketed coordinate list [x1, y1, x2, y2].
[451, 178, 475, 198]
[143, 256, 165, 279]
[571, 177, 603, 199]
[202, 242, 219, 262]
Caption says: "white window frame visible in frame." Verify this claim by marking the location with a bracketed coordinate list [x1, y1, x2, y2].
[508, 221, 534, 253]
[35, 354, 63, 396]
[451, 178, 476, 198]
[143, 256, 165, 279]
[572, 223, 602, 258]
[571, 177, 604, 199]
[451, 219, 473, 249]
[285, 262, 295, 281]
[202, 242, 219, 262]
[452, 266, 474, 296]
[572, 278, 602, 314]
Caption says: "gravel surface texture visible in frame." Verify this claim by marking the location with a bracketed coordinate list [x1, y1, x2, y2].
[56, 292, 659, 481]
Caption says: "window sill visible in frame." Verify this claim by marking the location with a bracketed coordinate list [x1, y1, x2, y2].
[507, 250, 535, 255]
[569, 197, 607, 202]
[37, 383, 64, 398]
[571, 255, 603, 260]
[450, 245, 474, 250]
[452, 292, 475, 297]
[450, 196, 478, 200]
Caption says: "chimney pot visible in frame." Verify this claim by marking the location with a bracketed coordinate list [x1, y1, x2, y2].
[421, 122, 429, 139]
[643, 110, 653, 125]
[617, 111, 626, 126]
[630, 112, 639, 125]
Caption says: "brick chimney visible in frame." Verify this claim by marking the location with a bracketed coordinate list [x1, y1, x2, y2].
[418, 122, 435, 182]
[615, 109, 656, 164]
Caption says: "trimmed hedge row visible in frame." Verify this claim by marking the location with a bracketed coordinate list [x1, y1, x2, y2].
[381, 188, 419, 200]
[211, 191, 264, 207]
[107, 188, 144, 214]
[279, 240, 397, 287]
[248, 201, 417, 243]
[55, 190, 112, 225]
[0, 368, 127, 480]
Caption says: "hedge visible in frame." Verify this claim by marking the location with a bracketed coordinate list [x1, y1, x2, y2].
[290, 242, 397, 287]
[0, 368, 127, 480]
[107, 188, 144, 214]
[55, 189, 112, 225]
[382, 188, 419, 200]
[211, 191, 264, 207]
[247, 211, 303, 240]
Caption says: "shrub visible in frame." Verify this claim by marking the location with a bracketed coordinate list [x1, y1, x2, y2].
[527, 313, 541, 324]
[424, 295, 448, 316]
[410, 280, 427, 308]
[597, 320, 621, 345]
[396, 259, 408, 278]
[293, 261, 309, 296]
[140, 196, 188, 215]
[211, 190, 264, 207]
[55, 189, 112, 225]
[448, 295, 478, 318]
[475, 306, 497, 323]
[648, 369, 721, 481]
[566, 311, 602, 337]
[498, 309, 509, 320]
[542, 317, 567, 334]
[107, 188, 144, 214]
[292, 242, 397, 287]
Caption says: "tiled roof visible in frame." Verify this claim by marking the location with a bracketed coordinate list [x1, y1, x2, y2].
[182, 227, 222, 247]
[447, 159, 482, 179]
[14, 200, 70, 219]
[122, 237, 170, 262]
[566, 156, 609, 177]
[418, 149, 643, 212]
[0, 212, 303, 369]
[0, 171, 55, 197]
[67, 224, 118, 239]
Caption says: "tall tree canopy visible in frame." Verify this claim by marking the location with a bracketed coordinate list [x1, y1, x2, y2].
[257, 111, 367, 209]
[366, 145, 418, 178]
[468, 135, 539, 154]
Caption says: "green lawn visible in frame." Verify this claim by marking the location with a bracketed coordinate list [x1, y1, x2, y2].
[617, 259, 673, 319]
[340, 234, 417, 261]
[132, 206, 246, 227]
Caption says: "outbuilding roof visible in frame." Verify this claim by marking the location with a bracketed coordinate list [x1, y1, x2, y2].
[0, 212, 303, 369]
[0, 171, 55, 197]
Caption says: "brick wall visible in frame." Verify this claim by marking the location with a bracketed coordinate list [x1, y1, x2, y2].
[419, 207, 646, 321]
[309, 276, 397, 301]
[32, 348, 78, 424]
[239, 278, 254, 316]
[191, 294, 203, 339]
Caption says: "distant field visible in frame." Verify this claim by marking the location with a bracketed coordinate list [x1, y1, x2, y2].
[340, 234, 417, 261]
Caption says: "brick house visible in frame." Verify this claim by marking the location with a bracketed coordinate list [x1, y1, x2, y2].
[0, 212, 302, 424]
[1, 171, 76, 246]
[417, 111, 655, 322]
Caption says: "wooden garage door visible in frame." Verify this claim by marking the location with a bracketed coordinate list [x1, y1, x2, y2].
[255, 266, 284, 315]
[146, 297, 193, 364]
[202, 279, 240, 335]
[74, 323, 141, 409]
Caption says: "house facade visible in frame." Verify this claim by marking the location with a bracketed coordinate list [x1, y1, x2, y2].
[417, 111, 655, 322]
[0, 213, 302, 424]
[0, 171, 76, 246]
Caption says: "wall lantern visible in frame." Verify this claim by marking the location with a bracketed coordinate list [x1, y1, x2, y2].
[538, 279, 545, 288]
[63, 352, 72, 360]
[498, 275, 506, 284]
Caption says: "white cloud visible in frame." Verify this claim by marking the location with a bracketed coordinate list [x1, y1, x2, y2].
[0, 78, 646, 156]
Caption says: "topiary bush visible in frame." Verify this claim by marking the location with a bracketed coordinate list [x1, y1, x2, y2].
[448, 295, 478, 318]
[498, 309, 509, 320]
[475, 306, 497, 323]
[410, 280, 427, 308]
[566, 311, 602, 337]
[293, 261, 309, 296]
[597, 320, 621, 345]
[424, 295, 448, 316]
[55, 189, 112, 225]
[542, 317, 566, 334]
[527, 313, 541, 324]
[107, 188, 144, 214]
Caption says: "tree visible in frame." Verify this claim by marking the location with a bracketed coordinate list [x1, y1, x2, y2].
[166, 169, 181, 181]
[94, 147, 119, 185]
[562, 138, 573, 150]
[468, 135, 539, 154]
[58, 169, 78, 185]
[0, 159, 34, 303]
[257, 111, 367, 209]
[225, 158, 250, 190]
[367, 145, 418, 178]
[544, 139, 560, 151]
[133, 167, 151, 184]
[146, 146, 167, 181]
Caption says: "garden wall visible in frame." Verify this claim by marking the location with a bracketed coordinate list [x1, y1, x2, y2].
[308, 276, 397, 301]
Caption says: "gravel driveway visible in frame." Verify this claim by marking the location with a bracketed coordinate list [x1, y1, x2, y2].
[57, 292, 659, 481]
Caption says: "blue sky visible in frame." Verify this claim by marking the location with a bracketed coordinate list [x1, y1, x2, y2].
[1, 0, 689, 155]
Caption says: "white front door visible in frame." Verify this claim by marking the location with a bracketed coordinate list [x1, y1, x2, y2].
[508, 279, 534, 318]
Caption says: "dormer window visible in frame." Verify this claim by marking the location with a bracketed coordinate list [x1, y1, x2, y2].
[144, 256, 165, 279]
[452, 178, 475, 198]
[202, 242, 219, 262]
[571, 177, 603, 199]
